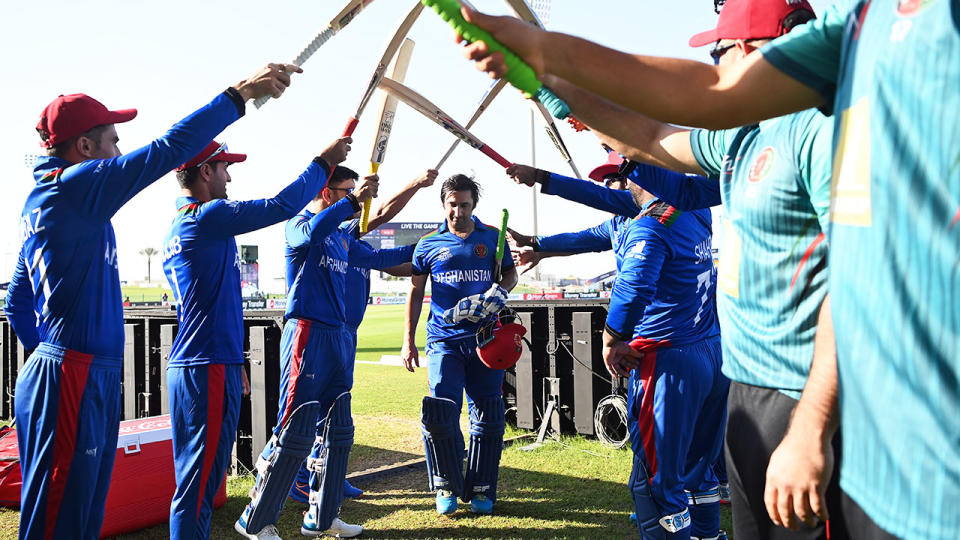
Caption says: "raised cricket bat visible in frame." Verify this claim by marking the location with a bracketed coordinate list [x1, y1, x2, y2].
[420, 0, 570, 119]
[494, 208, 509, 280]
[378, 77, 513, 168]
[254, 0, 378, 109]
[434, 79, 508, 169]
[362, 39, 415, 233]
[342, 1, 423, 137]
[502, 0, 581, 179]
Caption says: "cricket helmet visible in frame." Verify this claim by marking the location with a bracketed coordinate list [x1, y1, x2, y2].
[476, 308, 528, 370]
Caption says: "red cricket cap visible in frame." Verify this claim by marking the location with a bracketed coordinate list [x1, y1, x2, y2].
[36, 93, 137, 148]
[588, 150, 625, 183]
[177, 141, 247, 171]
[688, 0, 815, 47]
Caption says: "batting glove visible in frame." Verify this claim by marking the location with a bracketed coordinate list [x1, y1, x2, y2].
[478, 284, 508, 318]
[442, 293, 485, 324]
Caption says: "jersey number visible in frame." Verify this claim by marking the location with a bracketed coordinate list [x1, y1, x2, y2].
[694, 269, 713, 326]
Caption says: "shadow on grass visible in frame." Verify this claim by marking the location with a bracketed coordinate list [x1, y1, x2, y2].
[348, 443, 422, 473]
[333, 465, 639, 539]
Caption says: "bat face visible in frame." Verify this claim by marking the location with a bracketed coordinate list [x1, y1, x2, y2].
[436, 111, 483, 149]
[334, 0, 376, 30]
[372, 110, 395, 163]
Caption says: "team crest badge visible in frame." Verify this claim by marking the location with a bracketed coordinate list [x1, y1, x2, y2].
[747, 147, 775, 183]
[897, 0, 935, 16]
[474, 244, 488, 258]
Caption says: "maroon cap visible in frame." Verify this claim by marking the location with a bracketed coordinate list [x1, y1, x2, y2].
[689, 0, 815, 47]
[177, 141, 247, 171]
[36, 94, 137, 148]
[588, 151, 625, 183]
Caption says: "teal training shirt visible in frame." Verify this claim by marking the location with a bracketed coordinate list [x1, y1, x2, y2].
[763, 1, 960, 538]
[690, 108, 832, 398]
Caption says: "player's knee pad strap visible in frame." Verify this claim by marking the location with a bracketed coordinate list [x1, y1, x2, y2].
[687, 486, 721, 506]
[464, 396, 505, 502]
[628, 446, 692, 539]
[420, 396, 465, 497]
[308, 391, 354, 532]
[245, 400, 322, 534]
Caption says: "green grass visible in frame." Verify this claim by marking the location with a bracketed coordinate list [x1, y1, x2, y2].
[120, 285, 174, 303]
[0, 305, 733, 538]
[354, 304, 428, 364]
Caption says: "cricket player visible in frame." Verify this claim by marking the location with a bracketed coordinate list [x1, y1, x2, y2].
[468, 2, 843, 537]
[462, 0, 960, 537]
[161, 135, 350, 539]
[4, 63, 298, 540]
[401, 174, 518, 516]
[509, 159, 728, 540]
[236, 166, 415, 539]
[287, 168, 439, 504]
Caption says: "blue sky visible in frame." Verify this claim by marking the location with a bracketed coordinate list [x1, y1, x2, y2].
[0, 0, 832, 291]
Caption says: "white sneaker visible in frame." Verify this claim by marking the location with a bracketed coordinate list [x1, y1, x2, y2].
[301, 516, 363, 538]
[234, 520, 283, 540]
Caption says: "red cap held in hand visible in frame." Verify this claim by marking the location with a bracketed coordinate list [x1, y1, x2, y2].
[689, 0, 815, 47]
[36, 94, 137, 148]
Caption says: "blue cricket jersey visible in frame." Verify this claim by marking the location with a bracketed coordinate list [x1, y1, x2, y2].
[5, 90, 245, 362]
[625, 164, 722, 210]
[763, 1, 960, 536]
[161, 159, 330, 367]
[411, 216, 515, 343]
[536, 216, 634, 269]
[605, 201, 718, 346]
[541, 173, 641, 217]
[285, 204, 413, 326]
[340, 219, 415, 331]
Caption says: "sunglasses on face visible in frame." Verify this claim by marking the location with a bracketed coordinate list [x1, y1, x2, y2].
[710, 42, 737, 64]
[327, 186, 354, 194]
[197, 142, 228, 168]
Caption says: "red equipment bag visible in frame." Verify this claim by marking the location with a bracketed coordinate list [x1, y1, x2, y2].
[0, 416, 227, 537]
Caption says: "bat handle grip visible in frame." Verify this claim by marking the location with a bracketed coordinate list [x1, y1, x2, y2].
[253, 95, 270, 109]
[422, 0, 570, 119]
[343, 117, 359, 137]
[359, 162, 380, 234]
[480, 145, 513, 169]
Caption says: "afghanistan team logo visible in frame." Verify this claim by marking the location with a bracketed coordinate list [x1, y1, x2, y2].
[747, 147, 775, 183]
[474, 244, 488, 258]
[897, 0, 935, 16]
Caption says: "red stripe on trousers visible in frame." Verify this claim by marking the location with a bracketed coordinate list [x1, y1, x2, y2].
[790, 232, 826, 291]
[44, 349, 93, 540]
[637, 350, 659, 477]
[196, 364, 225, 518]
[279, 320, 311, 427]
[629, 338, 671, 479]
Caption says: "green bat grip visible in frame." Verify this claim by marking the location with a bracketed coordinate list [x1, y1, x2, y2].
[422, 0, 570, 118]
[496, 208, 509, 263]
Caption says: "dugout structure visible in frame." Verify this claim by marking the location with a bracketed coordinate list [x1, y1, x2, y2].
[0, 298, 620, 471]
[504, 299, 621, 439]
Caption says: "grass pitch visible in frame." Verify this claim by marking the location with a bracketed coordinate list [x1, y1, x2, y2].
[0, 305, 732, 538]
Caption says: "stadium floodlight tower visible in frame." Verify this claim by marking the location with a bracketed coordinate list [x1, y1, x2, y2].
[526, 0, 551, 282]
